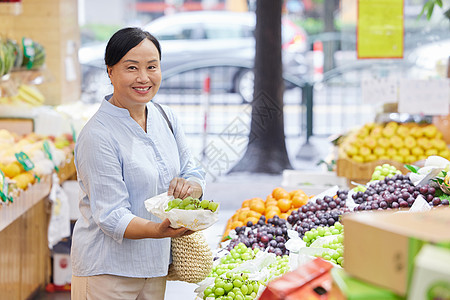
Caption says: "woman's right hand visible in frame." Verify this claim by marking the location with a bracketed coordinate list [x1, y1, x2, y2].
[157, 218, 194, 238]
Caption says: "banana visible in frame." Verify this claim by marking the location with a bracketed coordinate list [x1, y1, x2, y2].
[19, 84, 44, 104]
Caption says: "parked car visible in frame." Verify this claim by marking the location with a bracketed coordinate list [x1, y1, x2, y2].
[79, 10, 309, 103]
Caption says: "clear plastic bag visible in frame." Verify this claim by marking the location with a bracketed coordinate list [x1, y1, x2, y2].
[144, 192, 219, 231]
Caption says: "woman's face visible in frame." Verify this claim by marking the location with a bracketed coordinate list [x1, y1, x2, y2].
[108, 38, 161, 106]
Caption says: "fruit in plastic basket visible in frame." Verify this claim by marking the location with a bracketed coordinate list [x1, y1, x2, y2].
[352, 174, 450, 212]
[166, 196, 218, 212]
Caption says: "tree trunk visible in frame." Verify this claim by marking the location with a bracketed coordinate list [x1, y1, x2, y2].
[229, 0, 292, 174]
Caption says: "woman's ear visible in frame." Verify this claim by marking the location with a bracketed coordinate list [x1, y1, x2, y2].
[107, 66, 112, 78]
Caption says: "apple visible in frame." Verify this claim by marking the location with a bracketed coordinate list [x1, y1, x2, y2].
[431, 139, 446, 151]
[382, 126, 395, 138]
[377, 137, 391, 148]
[409, 126, 423, 138]
[425, 149, 439, 156]
[363, 136, 377, 149]
[370, 126, 383, 138]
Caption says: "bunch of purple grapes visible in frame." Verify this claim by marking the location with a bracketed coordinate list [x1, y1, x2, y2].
[287, 189, 351, 238]
[352, 174, 450, 211]
[226, 215, 290, 256]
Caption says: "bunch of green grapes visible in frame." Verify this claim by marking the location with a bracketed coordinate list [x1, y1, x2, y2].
[302, 221, 344, 247]
[351, 184, 367, 193]
[263, 254, 290, 284]
[314, 233, 344, 266]
[371, 163, 402, 181]
[203, 273, 260, 300]
[209, 243, 259, 278]
[166, 196, 219, 212]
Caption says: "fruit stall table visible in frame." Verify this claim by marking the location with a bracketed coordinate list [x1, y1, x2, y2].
[0, 154, 76, 300]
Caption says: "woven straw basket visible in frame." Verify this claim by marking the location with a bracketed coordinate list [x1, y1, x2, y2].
[167, 231, 213, 283]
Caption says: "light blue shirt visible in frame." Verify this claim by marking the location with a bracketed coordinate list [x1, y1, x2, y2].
[71, 97, 206, 278]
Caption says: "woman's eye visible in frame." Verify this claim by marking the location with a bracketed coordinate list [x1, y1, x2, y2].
[128, 66, 137, 70]
[148, 66, 155, 70]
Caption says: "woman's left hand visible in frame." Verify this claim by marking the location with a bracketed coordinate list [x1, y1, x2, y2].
[168, 177, 203, 199]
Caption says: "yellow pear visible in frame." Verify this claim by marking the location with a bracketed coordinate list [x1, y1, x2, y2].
[359, 146, 372, 158]
[397, 125, 410, 138]
[403, 136, 417, 149]
[373, 146, 386, 157]
[423, 125, 438, 139]
[418, 138, 433, 150]
[389, 136, 403, 149]
[425, 149, 439, 156]
[405, 155, 417, 163]
[363, 136, 378, 150]
[382, 126, 396, 138]
[410, 126, 423, 138]
[386, 148, 397, 157]
[431, 139, 447, 151]
[439, 148, 450, 160]
[411, 147, 425, 157]
[357, 127, 370, 139]
[370, 126, 383, 138]
[385, 121, 399, 130]
[345, 144, 359, 157]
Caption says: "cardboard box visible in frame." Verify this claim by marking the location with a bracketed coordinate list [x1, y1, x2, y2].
[342, 208, 450, 296]
[408, 244, 450, 300]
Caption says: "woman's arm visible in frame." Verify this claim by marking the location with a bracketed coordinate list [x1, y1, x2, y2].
[124, 217, 193, 239]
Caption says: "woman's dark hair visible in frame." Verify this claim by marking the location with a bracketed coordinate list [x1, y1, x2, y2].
[104, 27, 161, 67]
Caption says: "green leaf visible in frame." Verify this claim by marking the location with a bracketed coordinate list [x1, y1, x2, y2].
[427, 4, 435, 20]
[436, 0, 443, 8]
[404, 164, 420, 173]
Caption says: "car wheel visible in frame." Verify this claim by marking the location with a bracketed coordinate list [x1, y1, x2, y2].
[235, 69, 254, 103]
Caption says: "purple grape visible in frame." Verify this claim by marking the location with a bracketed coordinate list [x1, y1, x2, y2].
[441, 199, 449, 205]
[391, 202, 400, 209]
[432, 198, 441, 206]
[428, 187, 436, 195]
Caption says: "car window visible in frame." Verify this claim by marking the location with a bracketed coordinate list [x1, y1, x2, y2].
[154, 23, 204, 40]
[204, 24, 253, 39]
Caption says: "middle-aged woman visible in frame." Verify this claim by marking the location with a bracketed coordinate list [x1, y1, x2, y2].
[71, 27, 206, 300]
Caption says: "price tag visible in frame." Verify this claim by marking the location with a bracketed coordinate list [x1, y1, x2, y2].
[71, 123, 77, 143]
[22, 37, 35, 70]
[0, 169, 7, 202]
[15, 151, 34, 171]
[43, 140, 59, 172]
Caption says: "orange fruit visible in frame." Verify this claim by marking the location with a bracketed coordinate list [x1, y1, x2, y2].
[250, 199, 265, 214]
[245, 216, 259, 226]
[265, 210, 279, 221]
[265, 199, 277, 207]
[230, 220, 244, 229]
[241, 199, 251, 208]
[277, 198, 292, 213]
[237, 209, 250, 222]
[266, 195, 276, 202]
[265, 205, 281, 216]
[272, 187, 290, 200]
[291, 193, 309, 208]
[248, 210, 262, 220]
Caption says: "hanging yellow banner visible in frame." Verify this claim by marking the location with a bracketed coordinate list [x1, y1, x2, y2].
[357, 0, 404, 59]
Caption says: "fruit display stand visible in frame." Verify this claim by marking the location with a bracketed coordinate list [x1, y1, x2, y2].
[0, 127, 76, 299]
[0, 175, 52, 299]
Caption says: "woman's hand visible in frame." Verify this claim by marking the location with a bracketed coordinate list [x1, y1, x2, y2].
[124, 217, 194, 239]
[168, 177, 203, 199]
[157, 218, 195, 238]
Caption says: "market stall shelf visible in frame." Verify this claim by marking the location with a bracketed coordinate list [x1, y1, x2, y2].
[0, 177, 52, 300]
[0, 174, 51, 232]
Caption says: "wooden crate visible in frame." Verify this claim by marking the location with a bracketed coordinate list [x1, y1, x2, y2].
[336, 155, 409, 187]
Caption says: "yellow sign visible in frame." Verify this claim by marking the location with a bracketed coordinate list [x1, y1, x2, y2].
[357, 0, 404, 59]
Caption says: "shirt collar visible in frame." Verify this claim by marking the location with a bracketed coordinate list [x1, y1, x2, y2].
[99, 94, 131, 118]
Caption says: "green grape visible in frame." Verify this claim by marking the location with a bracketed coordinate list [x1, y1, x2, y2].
[224, 281, 233, 293]
[214, 287, 225, 296]
[240, 284, 249, 295]
[200, 199, 210, 209]
[208, 201, 219, 212]
[233, 279, 243, 288]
